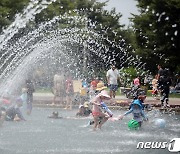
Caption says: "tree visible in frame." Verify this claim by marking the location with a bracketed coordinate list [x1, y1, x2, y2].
[33, 0, 134, 70]
[0, 0, 29, 32]
[131, 0, 180, 74]
[0, 0, 144, 78]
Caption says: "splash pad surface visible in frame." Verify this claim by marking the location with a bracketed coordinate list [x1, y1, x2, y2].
[0, 108, 179, 154]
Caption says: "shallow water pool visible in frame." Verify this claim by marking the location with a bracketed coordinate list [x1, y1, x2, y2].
[0, 108, 179, 154]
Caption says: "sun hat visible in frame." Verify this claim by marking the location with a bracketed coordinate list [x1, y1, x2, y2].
[83, 102, 89, 108]
[99, 90, 111, 98]
[96, 82, 107, 91]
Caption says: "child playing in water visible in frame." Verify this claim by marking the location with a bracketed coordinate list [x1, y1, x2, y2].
[151, 75, 159, 99]
[88, 82, 114, 126]
[48, 111, 62, 119]
[91, 90, 111, 131]
[119, 98, 148, 127]
[129, 95, 146, 110]
[6, 97, 26, 121]
[76, 102, 91, 117]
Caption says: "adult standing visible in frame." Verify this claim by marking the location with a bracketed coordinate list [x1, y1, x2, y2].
[159, 69, 171, 108]
[25, 78, 35, 115]
[65, 73, 74, 110]
[157, 64, 164, 81]
[0, 108, 6, 126]
[157, 65, 171, 107]
[52, 73, 65, 105]
[157, 64, 164, 100]
[106, 65, 120, 98]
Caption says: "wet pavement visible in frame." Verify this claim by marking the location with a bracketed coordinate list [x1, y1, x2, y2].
[0, 108, 180, 154]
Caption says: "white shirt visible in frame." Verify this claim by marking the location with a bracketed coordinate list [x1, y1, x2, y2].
[106, 68, 120, 85]
[54, 74, 64, 84]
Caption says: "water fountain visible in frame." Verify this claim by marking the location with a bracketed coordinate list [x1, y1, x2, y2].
[0, 0, 148, 97]
[0, 1, 179, 154]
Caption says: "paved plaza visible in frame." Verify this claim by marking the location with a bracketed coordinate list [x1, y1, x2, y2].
[33, 92, 180, 107]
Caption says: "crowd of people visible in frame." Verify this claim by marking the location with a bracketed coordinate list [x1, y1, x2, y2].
[124, 64, 174, 109]
[0, 77, 35, 125]
[0, 64, 178, 131]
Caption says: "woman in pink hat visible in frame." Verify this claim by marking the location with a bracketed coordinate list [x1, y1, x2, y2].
[91, 90, 111, 131]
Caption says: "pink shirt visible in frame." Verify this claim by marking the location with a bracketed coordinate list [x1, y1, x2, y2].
[133, 78, 140, 86]
[91, 94, 102, 113]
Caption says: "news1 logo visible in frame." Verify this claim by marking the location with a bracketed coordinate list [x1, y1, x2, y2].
[136, 138, 180, 152]
[168, 138, 180, 152]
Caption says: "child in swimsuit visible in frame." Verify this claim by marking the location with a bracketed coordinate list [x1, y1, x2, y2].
[119, 99, 148, 127]
[91, 90, 111, 131]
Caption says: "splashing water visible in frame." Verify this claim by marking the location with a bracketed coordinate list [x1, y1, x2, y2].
[0, 2, 179, 154]
[0, 1, 147, 97]
[0, 109, 179, 154]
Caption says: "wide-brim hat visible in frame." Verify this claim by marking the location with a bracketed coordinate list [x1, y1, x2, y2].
[83, 102, 89, 108]
[96, 82, 107, 91]
[99, 90, 111, 99]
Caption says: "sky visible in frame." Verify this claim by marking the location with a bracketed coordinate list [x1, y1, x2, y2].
[97, 0, 140, 27]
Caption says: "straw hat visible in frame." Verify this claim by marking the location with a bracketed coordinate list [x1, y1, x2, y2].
[96, 82, 107, 91]
[83, 102, 89, 108]
[99, 90, 110, 98]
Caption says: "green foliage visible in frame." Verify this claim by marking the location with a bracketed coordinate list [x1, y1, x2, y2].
[0, 0, 29, 32]
[131, 0, 180, 74]
[120, 67, 138, 87]
[119, 66, 149, 87]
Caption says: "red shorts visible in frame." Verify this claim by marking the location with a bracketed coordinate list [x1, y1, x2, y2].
[152, 89, 158, 94]
[92, 111, 101, 116]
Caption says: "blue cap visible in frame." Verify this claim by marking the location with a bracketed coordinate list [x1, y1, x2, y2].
[132, 99, 143, 109]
